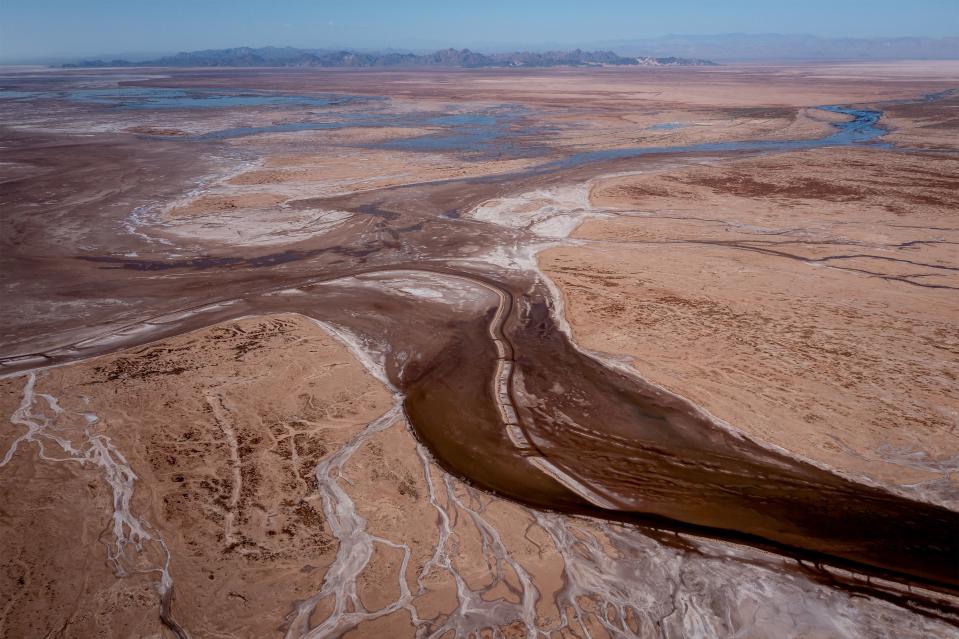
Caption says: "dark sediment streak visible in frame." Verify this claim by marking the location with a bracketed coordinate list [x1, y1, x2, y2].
[394, 274, 959, 597]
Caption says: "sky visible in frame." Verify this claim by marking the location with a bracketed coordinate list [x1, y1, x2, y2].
[1, 0, 958, 61]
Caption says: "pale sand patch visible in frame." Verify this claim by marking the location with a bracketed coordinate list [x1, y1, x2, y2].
[470, 184, 603, 238]
[159, 207, 354, 246]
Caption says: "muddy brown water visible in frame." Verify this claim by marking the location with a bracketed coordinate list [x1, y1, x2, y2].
[288, 271, 959, 595]
[2, 82, 958, 617]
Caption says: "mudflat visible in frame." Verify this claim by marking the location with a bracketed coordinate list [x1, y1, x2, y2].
[1, 61, 958, 637]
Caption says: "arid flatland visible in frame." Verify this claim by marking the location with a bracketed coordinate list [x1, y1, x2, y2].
[1, 61, 958, 638]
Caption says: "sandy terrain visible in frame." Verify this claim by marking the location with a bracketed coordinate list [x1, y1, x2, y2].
[2, 62, 959, 638]
[2, 314, 953, 638]
[538, 147, 959, 505]
[0, 315, 392, 636]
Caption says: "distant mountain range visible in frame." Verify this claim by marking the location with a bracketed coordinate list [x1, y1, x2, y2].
[588, 34, 959, 60]
[61, 46, 717, 69]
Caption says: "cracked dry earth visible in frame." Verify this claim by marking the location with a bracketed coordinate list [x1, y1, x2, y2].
[2, 315, 954, 639]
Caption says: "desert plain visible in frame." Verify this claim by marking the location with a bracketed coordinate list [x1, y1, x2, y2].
[0, 61, 958, 638]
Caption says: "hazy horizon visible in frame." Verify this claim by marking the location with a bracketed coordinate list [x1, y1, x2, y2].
[2, 0, 958, 63]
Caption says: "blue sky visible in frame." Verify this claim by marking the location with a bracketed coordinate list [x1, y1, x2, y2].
[2, 0, 957, 61]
